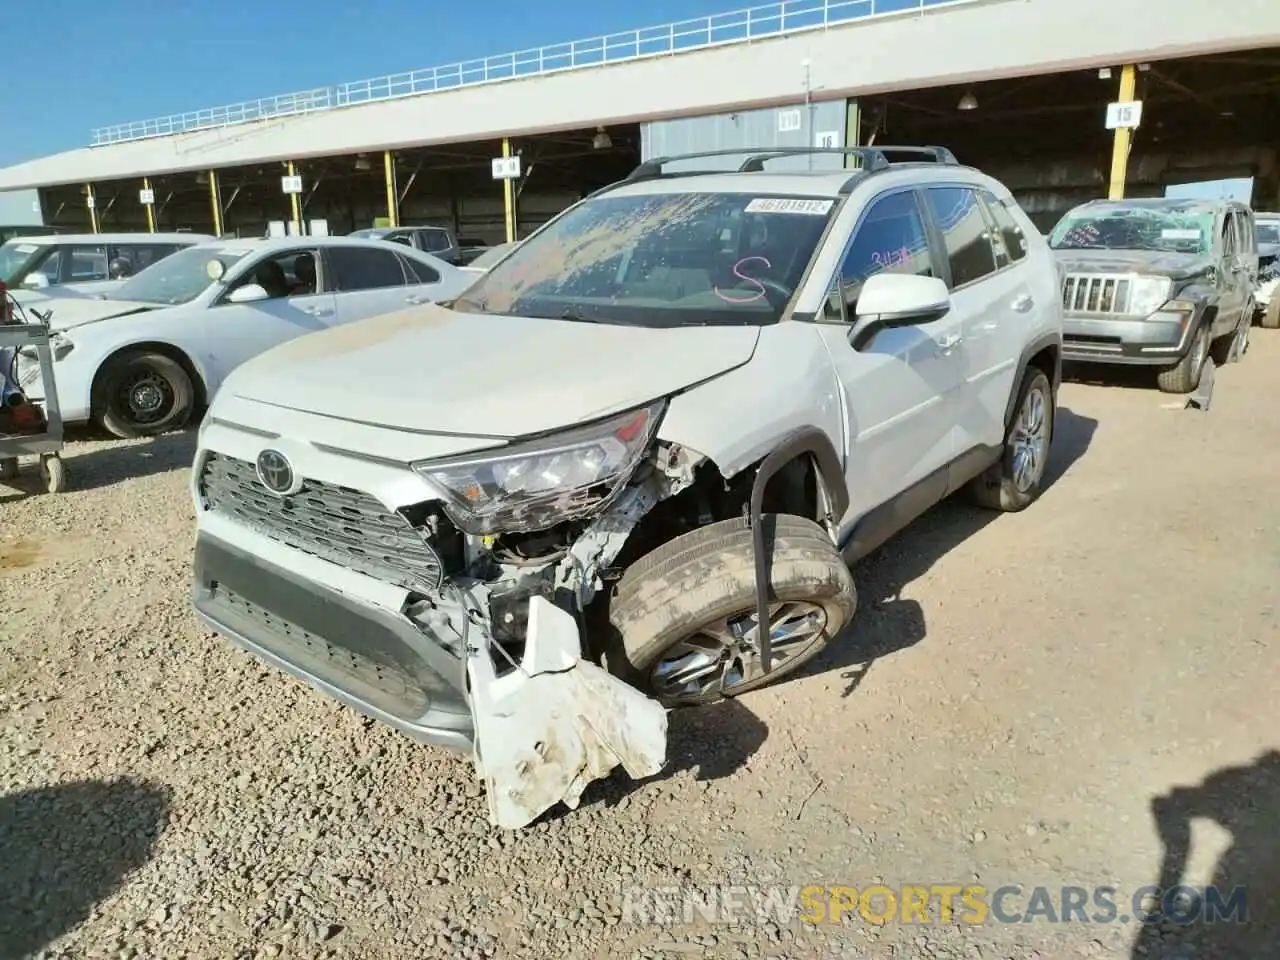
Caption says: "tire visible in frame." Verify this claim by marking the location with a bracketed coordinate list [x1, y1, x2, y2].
[39, 454, 66, 494]
[1156, 322, 1210, 394]
[95, 350, 195, 439]
[604, 515, 856, 707]
[968, 367, 1054, 513]
[0, 457, 17, 481]
[1262, 298, 1280, 330]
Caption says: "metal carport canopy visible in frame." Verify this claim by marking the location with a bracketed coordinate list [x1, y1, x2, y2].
[0, 0, 1277, 190]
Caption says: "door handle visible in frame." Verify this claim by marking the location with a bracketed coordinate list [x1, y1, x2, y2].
[405, 295, 427, 305]
[1012, 294, 1035, 313]
[935, 333, 963, 357]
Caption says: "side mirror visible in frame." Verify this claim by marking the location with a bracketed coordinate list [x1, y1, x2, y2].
[226, 283, 270, 304]
[22, 273, 50, 289]
[850, 274, 952, 351]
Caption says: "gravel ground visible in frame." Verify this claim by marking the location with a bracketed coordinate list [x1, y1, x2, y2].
[2, 338, 1278, 960]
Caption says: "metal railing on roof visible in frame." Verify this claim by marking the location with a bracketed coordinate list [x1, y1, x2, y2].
[89, 0, 973, 147]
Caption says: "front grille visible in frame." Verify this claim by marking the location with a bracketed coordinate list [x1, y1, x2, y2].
[1061, 273, 1132, 315]
[199, 453, 444, 594]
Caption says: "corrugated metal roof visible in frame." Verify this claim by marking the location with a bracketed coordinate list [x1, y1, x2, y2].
[1, 0, 1276, 191]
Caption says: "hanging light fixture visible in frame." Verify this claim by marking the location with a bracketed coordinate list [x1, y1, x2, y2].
[592, 126, 613, 150]
[353, 154, 372, 171]
[957, 90, 979, 111]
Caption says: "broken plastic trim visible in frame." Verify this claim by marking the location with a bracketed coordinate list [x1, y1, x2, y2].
[746, 428, 848, 672]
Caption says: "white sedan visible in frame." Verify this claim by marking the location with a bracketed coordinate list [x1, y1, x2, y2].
[12, 236, 471, 438]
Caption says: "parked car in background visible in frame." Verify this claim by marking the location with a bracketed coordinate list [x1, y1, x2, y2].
[0, 232, 215, 307]
[0, 224, 65, 245]
[458, 240, 520, 276]
[1050, 198, 1256, 392]
[1255, 211, 1280, 328]
[13, 237, 469, 438]
[347, 225, 489, 267]
[190, 146, 1063, 829]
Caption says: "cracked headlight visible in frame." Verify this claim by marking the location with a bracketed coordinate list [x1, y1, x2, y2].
[1128, 276, 1174, 317]
[413, 400, 665, 535]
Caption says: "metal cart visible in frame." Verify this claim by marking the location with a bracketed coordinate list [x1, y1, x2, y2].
[0, 321, 67, 494]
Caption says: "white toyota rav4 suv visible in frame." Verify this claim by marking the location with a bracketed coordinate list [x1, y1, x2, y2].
[190, 147, 1063, 828]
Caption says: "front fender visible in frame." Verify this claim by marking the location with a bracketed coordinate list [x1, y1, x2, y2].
[656, 322, 846, 480]
[52, 329, 212, 423]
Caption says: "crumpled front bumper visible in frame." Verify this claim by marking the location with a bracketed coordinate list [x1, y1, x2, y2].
[191, 404, 669, 829]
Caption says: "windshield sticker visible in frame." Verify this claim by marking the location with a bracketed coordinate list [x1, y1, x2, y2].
[1161, 228, 1201, 241]
[12, 244, 37, 254]
[744, 198, 834, 216]
[714, 256, 772, 304]
[205, 260, 226, 281]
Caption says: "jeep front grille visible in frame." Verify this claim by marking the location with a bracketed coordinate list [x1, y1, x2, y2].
[1061, 274, 1132, 315]
[199, 453, 444, 594]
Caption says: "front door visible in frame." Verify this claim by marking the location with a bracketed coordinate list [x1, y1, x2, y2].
[193, 247, 337, 388]
[816, 188, 966, 535]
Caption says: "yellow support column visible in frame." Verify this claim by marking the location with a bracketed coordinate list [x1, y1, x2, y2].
[86, 184, 99, 234]
[384, 150, 399, 228]
[208, 170, 223, 236]
[143, 176, 156, 233]
[502, 138, 516, 244]
[1108, 64, 1138, 201]
[287, 160, 302, 234]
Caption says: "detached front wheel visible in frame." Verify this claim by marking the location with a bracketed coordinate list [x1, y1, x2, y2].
[94, 350, 194, 439]
[605, 515, 856, 707]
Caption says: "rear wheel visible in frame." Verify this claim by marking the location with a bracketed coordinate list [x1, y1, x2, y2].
[968, 367, 1054, 513]
[605, 515, 856, 707]
[94, 351, 195, 439]
[1156, 322, 1210, 394]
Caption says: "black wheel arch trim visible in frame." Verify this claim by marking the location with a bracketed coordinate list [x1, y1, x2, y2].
[1004, 330, 1063, 431]
[745, 426, 850, 676]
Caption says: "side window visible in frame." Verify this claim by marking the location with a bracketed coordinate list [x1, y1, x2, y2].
[1220, 214, 1237, 257]
[328, 246, 410, 292]
[27, 247, 65, 284]
[67, 244, 108, 282]
[225, 249, 319, 301]
[981, 190, 1029, 262]
[925, 187, 998, 287]
[387, 234, 414, 248]
[107, 243, 178, 277]
[402, 254, 441, 285]
[419, 229, 451, 253]
[837, 191, 935, 316]
[1234, 212, 1253, 256]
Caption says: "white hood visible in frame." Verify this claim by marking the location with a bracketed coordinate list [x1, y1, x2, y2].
[35, 298, 162, 331]
[224, 303, 761, 438]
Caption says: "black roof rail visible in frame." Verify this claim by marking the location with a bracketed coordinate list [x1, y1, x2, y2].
[622, 145, 958, 183]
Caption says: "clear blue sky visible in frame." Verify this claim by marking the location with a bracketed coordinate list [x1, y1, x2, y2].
[0, 0, 735, 167]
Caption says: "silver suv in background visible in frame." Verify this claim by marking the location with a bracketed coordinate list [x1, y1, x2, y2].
[1050, 198, 1256, 393]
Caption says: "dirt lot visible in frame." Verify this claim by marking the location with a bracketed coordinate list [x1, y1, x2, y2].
[1, 337, 1278, 960]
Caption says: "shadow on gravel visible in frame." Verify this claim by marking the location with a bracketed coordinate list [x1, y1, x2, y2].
[0, 429, 196, 500]
[1131, 750, 1280, 960]
[0, 777, 171, 959]
[541, 699, 768, 823]
[789, 406, 1097, 698]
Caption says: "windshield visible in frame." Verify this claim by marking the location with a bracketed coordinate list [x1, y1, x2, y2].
[1049, 205, 1214, 254]
[0, 241, 51, 284]
[111, 245, 248, 305]
[456, 191, 838, 327]
[348, 229, 386, 239]
[1257, 221, 1280, 245]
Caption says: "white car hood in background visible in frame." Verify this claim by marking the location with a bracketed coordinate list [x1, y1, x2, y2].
[225, 303, 762, 438]
[37, 297, 162, 331]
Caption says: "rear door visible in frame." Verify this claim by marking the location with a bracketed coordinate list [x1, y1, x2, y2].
[1217, 211, 1246, 328]
[326, 245, 421, 324]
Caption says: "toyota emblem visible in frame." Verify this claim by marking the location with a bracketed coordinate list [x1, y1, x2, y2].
[255, 449, 299, 496]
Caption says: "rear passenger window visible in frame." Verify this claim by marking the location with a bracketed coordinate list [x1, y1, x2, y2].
[838, 191, 936, 315]
[981, 191, 1029, 262]
[925, 187, 998, 287]
[67, 244, 108, 281]
[327, 247, 409, 291]
[402, 255, 441, 285]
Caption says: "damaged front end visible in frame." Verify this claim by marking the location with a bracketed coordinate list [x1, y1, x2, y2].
[413, 400, 705, 828]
